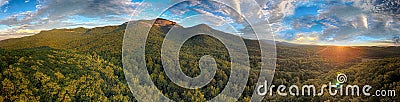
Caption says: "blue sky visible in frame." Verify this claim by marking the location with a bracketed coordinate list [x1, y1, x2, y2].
[0, 0, 399, 46]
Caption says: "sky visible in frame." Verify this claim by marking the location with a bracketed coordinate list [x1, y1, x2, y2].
[0, 0, 399, 46]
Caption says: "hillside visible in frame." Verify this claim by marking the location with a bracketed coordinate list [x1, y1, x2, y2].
[0, 18, 269, 101]
[0, 47, 133, 101]
[1, 18, 400, 101]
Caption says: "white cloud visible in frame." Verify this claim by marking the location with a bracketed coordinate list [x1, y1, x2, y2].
[0, 27, 40, 37]
[231, 0, 241, 15]
[0, 0, 9, 7]
[293, 32, 319, 43]
[0, 0, 141, 38]
[0, 0, 9, 12]
[15, 29, 41, 34]
[1, 0, 141, 25]
[0, 34, 34, 41]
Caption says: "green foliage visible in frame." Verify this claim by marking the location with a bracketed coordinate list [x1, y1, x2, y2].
[0, 48, 133, 101]
[1, 19, 400, 101]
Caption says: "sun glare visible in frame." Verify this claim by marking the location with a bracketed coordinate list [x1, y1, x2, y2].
[317, 46, 364, 65]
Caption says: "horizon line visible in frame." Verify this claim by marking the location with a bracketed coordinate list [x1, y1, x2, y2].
[0, 19, 397, 47]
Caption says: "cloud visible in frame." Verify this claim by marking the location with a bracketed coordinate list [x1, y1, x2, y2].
[354, 14, 368, 29]
[293, 32, 319, 43]
[38, 0, 137, 18]
[0, 0, 9, 7]
[318, 1, 399, 42]
[1, 0, 140, 25]
[0, 0, 141, 36]
[352, 0, 400, 15]
[0, 11, 35, 26]
[231, 0, 241, 15]
[0, 34, 34, 41]
[15, 29, 41, 34]
[0, 0, 9, 12]
[322, 6, 363, 19]
[260, 0, 400, 45]
[0, 28, 39, 41]
[0, 0, 398, 45]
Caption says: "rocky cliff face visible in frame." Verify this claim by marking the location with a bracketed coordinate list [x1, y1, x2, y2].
[154, 18, 176, 26]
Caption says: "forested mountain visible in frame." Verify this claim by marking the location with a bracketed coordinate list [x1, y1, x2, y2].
[0, 47, 133, 101]
[1, 18, 400, 101]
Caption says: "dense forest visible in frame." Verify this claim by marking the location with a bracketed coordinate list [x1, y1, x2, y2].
[1, 19, 400, 101]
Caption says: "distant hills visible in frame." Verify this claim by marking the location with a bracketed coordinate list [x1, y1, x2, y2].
[1, 18, 400, 61]
[0, 18, 289, 49]
[1, 18, 400, 101]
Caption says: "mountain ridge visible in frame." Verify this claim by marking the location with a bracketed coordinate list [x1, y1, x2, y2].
[2, 18, 400, 101]
[0, 18, 302, 48]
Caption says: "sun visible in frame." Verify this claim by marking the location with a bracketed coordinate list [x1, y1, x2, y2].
[317, 46, 364, 65]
